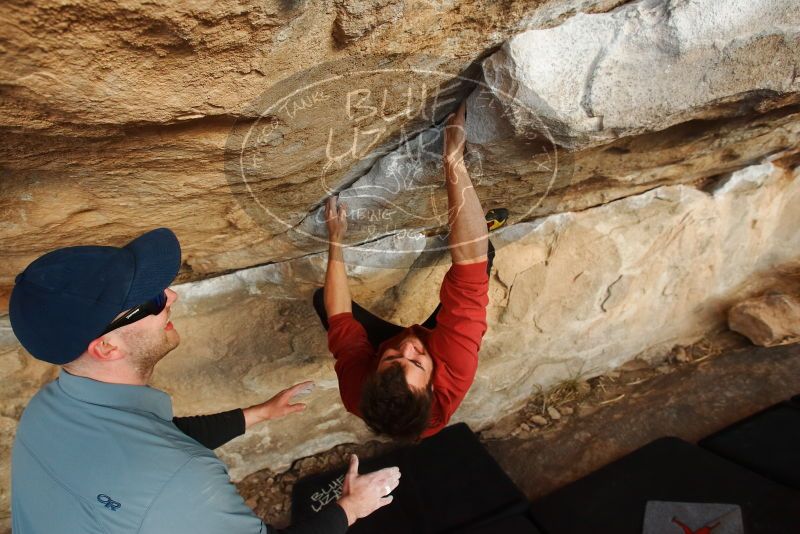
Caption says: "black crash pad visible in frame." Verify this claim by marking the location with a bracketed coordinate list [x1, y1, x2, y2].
[700, 402, 800, 490]
[451, 513, 542, 534]
[791, 394, 800, 406]
[291, 423, 537, 534]
[529, 437, 800, 534]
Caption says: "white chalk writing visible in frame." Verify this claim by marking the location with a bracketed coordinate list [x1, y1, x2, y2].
[278, 90, 330, 120]
[310, 475, 345, 513]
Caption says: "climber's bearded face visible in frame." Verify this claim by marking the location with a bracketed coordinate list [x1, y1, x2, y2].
[377, 332, 434, 390]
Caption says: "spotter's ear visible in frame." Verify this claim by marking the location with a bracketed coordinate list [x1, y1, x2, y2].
[86, 336, 124, 363]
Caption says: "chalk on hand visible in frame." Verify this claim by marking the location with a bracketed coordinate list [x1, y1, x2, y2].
[292, 382, 316, 399]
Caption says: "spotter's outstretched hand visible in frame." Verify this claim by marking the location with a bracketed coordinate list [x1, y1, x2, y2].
[243, 380, 315, 429]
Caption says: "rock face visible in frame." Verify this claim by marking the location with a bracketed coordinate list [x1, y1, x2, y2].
[1, 0, 800, 530]
[476, 0, 800, 150]
[729, 293, 800, 347]
[6, 157, 793, 489]
[3, 0, 797, 298]
[333, 0, 405, 45]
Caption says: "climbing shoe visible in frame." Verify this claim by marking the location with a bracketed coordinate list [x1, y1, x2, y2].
[485, 208, 509, 232]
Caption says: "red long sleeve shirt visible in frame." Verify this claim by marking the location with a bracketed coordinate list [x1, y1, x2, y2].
[327, 261, 489, 438]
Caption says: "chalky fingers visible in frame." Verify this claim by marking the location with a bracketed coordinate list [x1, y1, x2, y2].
[368, 467, 400, 496]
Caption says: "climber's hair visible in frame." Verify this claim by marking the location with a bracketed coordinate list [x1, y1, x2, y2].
[359, 363, 433, 441]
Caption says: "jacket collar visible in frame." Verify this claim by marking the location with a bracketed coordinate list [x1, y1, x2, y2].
[57, 369, 174, 421]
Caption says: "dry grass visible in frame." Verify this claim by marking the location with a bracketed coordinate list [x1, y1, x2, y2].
[530, 367, 594, 416]
[687, 338, 724, 362]
[484, 333, 750, 441]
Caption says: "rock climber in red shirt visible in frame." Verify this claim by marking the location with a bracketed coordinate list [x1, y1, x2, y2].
[313, 101, 504, 440]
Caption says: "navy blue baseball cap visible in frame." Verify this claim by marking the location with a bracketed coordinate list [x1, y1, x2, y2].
[9, 228, 181, 365]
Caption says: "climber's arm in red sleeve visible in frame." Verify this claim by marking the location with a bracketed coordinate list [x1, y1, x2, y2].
[328, 313, 374, 416]
[426, 262, 489, 423]
[423, 101, 491, 430]
[322, 195, 376, 415]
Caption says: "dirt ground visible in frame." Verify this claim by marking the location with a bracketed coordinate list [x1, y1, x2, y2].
[237, 333, 800, 528]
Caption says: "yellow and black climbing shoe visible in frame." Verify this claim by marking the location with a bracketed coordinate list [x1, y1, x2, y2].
[485, 208, 509, 232]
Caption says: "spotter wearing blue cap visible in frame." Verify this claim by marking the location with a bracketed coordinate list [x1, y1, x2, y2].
[9, 228, 181, 365]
